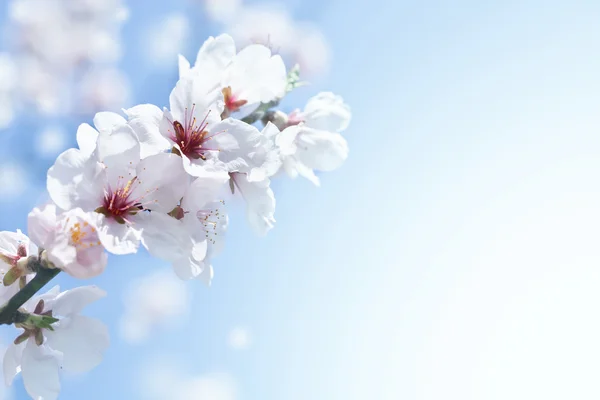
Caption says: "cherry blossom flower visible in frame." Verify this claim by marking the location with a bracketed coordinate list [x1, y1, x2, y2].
[3, 285, 109, 400]
[179, 33, 287, 118]
[138, 76, 276, 179]
[47, 123, 191, 260]
[276, 92, 351, 186]
[27, 204, 107, 279]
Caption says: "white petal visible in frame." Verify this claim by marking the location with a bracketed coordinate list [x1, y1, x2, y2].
[133, 153, 189, 213]
[195, 34, 236, 71]
[3, 342, 24, 386]
[75, 123, 99, 157]
[123, 104, 163, 121]
[137, 213, 192, 262]
[93, 111, 127, 133]
[46, 148, 91, 211]
[27, 204, 57, 249]
[168, 76, 223, 125]
[296, 129, 349, 172]
[295, 161, 320, 186]
[96, 124, 140, 174]
[230, 174, 276, 236]
[51, 286, 106, 317]
[96, 215, 142, 255]
[21, 340, 62, 400]
[45, 315, 109, 373]
[181, 171, 228, 212]
[210, 119, 260, 172]
[303, 92, 351, 132]
[172, 251, 206, 280]
[178, 54, 191, 78]
[276, 126, 300, 156]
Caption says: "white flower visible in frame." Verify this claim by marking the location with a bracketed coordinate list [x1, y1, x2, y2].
[276, 92, 351, 186]
[0, 230, 37, 302]
[179, 33, 287, 118]
[147, 76, 274, 179]
[27, 204, 107, 279]
[3, 285, 109, 400]
[172, 171, 229, 282]
[229, 172, 276, 236]
[47, 123, 191, 260]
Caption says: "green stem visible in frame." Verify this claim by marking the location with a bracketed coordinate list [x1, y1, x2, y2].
[241, 100, 279, 125]
[0, 267, 60, 325]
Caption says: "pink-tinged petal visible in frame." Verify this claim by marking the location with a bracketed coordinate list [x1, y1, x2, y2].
[51, 286, 106, 317]
[21, 340, 62, 400]
[303, 92, 351, 132]
[27, 204, 57, 249]
[45, 209, 107, 279]
[137, 212, 192, 262]
[45, 315, 109, 373]
[3, 342, 24, 386]
[75, 123, 99, 157]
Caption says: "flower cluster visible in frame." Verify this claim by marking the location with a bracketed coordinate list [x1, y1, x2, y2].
[0, 33, 350, 399]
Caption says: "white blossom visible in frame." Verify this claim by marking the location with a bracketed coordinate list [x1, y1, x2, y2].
[179, 33, 287, 118]
[47, 120, 191, 260]
[276, 92, 351, 186]
[3, 286, 109, 400]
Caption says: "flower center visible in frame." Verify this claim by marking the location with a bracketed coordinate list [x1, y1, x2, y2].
[222, 86, 247, 115]
[96, 176, 156, 224]
[169, 104, 221, 160]
[68, 221, 101, 249]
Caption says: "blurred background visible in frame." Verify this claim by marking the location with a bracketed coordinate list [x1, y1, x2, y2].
[2, 0, 600, 399]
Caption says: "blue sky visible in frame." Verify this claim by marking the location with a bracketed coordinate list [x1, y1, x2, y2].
[3, 0, 600, 399]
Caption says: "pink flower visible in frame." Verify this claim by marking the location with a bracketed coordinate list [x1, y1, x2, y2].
[28, 204, 107, 279]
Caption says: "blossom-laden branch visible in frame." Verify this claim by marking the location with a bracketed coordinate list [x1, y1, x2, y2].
[1, 32, 351, 400]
